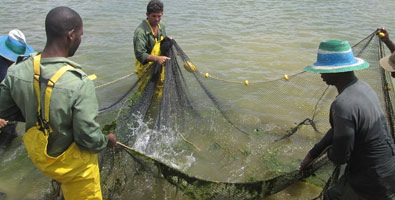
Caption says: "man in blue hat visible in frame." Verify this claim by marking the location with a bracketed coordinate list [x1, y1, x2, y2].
[299, 39, 395, 199]
[0, 29, 34, 81]
[0, 29, 34, 147]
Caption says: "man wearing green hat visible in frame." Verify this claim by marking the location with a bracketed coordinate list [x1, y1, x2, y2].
[0, 29, 34, 147]
[299, 39, 395, 199]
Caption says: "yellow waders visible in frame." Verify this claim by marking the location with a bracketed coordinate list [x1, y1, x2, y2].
[135, 20, 165, 99]
[22, 54, 102, 200]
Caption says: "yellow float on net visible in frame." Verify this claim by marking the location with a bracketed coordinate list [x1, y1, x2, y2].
[384, 86, 392, 91]
[205, 73, 209, 78]
[88, 74, 97, 80]
[244, 80, 249, 86]
[379, 32, 385, 37]
[284, 74, 289, 80]
[183, 61, 197, 73]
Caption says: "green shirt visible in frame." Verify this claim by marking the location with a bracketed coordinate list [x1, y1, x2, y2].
[0, 53, 108, 156]
[133, 19, 167, 65]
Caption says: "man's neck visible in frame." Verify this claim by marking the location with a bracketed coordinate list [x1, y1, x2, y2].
[41, 43, 68, 58]
[150, 24, 158, 35]
[335, 74, 358, 94]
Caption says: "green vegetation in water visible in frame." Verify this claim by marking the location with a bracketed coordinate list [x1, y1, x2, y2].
[240, 149, 251, 156]
[102, 120, 117, 134]
[253, 129, 282, 138]
[128, 91, 140, 108]
[260, 146, 293, 177]
[172, 141, 195, 153]
[303, 162, 334, 188]
[208, 142, 221, 151]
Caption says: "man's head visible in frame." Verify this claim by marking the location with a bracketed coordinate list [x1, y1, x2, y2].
[320, 71, 354, 86]
[379, 51, 395, 78]
[146, 0, 164, 27]
[45, 6, 83, 57]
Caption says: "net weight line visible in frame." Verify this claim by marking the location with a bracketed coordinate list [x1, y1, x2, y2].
[115, 140, 330, 199]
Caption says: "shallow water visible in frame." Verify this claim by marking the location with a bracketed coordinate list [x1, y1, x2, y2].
[1, 0, 395, 199]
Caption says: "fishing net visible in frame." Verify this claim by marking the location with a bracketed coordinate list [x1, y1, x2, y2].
[0, 29, 393, 200]
[95, 31, 395, 199]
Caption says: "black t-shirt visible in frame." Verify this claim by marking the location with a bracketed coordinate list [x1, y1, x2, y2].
[309, 79, 395, 198]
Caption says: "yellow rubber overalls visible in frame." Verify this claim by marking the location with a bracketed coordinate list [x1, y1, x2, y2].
[22, 54, 102, 200]
[135, 20, 165, 99]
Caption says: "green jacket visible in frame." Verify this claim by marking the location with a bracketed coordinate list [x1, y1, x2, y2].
[0, 53, 108, 156]
[133, 19, 167, 65]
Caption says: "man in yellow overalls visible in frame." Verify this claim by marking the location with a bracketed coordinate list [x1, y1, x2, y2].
[133, 0, 170, 99]
[0, 7, 117, 200]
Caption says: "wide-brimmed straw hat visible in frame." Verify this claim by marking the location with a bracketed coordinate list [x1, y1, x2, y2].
[379, 51, 395, 72]
[0, 29, 34, 62]
[304, 39, 369, 73]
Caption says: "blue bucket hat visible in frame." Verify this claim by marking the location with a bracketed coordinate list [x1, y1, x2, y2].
[0, 29, 34, 62]
[304, 39, 369, 73]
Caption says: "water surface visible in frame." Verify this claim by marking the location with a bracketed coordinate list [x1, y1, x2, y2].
[1, 0, 395, 199]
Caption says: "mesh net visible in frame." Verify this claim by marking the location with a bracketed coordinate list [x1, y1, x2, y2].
[97, 31, 395, 199]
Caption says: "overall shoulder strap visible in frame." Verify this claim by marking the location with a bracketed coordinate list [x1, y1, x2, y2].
[33, 54, 74, 131]
[43, 65, 74, 123]
[146, 19, 162, 42]
[33, 54, 42, 119]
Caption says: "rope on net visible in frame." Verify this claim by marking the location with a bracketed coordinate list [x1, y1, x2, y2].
[197, 71, 305, 85]
[95, 72, 135, 89]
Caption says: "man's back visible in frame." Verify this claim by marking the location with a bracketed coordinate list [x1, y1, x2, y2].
[0, 53, 108, 157]
[332, 79, 395, 198]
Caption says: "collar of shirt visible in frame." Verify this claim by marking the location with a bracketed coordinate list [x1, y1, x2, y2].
[141, 19, 162, 36]
[39, 56, 82, 69]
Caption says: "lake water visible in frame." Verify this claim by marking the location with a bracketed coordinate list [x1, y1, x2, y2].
[1, 0, 395, 199]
